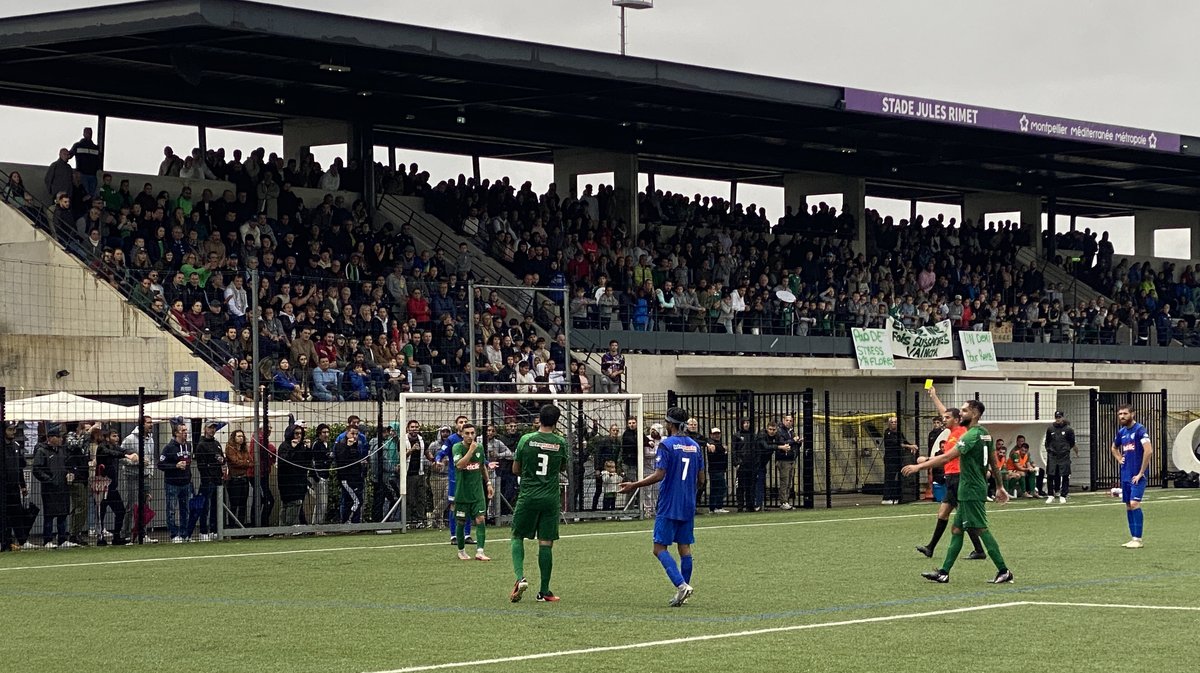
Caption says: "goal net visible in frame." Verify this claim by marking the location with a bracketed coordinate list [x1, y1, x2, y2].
[396, 392, 646, 528]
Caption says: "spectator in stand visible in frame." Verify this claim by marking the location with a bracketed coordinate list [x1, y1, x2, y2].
[159, 146, 183, 177]
[67, 127, 101, 196]
[45, 148, 74, 204]
[312, 355, 343, 402]
[598, 339, 624, 393]
[224, 274, 249, 328]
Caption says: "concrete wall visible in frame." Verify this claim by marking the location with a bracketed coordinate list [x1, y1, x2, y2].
[0, 201, 231, 395]
[620, 353, 1200, 397]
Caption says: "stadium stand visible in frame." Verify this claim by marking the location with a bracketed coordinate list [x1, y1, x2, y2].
[4, 134, 1198, 406]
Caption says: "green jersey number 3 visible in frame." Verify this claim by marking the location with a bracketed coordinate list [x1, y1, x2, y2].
[535, 453, 550, 476]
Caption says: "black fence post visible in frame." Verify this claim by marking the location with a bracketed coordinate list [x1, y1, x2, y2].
[376, 395, 385, 520]
[0, 386, 7, 551]
[823, 390, 832, 509]
[1160, 388, 1169, 488]
[802, 388, 814, 510]
[667, 389, 677, 409]
[1089, 388, 1099, 490]
[1034, 391, 1041, 420]
[136, 388, 145, 544]
[913, 390, 922, 502]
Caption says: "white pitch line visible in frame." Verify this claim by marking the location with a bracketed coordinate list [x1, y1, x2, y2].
[2, 495, 1195, 573]
[1027, 601, 1200, 611]
[363, 602, 1028, 673]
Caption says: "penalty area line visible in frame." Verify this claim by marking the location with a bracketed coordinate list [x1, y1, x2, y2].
[363, 602, 1027, 673]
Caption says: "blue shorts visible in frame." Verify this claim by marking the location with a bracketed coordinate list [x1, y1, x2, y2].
[653, 516, 694, 546]
[1121, 480, 1147, 504]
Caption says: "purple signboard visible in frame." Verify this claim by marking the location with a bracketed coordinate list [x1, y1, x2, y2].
[844, 88, 1181, 153]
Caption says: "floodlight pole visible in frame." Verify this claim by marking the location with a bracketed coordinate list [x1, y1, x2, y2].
[620, 5, 627, 56]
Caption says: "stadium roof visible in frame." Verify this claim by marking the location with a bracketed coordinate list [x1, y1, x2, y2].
[3, 0, 1199, 214]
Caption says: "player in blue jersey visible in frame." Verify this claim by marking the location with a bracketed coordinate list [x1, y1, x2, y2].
[434, 415, 473, 545]
[1109, 404, 1154, 549]
[619, 406, 705, 607]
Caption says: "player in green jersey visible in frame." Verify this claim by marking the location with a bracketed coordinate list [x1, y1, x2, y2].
[509, 405, 569, 603]
[452, 424, 492, 561]
[902, 399, 1014, 584]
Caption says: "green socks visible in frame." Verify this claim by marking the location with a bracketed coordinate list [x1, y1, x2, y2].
[457, 521, 466, 551]
[940, 531, 964, 573]
[979, 530, 1007, 572]
[538, 545, 554, 594]
[511, 538, 525, 580]
[475, 522, 486, 550]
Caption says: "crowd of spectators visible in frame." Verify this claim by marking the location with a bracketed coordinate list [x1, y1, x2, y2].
[5, 126, 1198, 403]
[3, 130, 609, 402]
[416, 171, 1175, 346]
[1044, 227, 1200, 346]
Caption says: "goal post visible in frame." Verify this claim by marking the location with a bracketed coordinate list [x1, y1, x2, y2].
[397, 392, 647, 527]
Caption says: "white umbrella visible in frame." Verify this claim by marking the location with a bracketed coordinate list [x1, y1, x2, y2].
[4, 392, 139, 422]
[141, 394, 289, 422]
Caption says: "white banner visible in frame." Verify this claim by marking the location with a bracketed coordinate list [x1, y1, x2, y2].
[851, 327, 895, 369]
[887, 318, 955, 359]
[959, 330, 999, 370]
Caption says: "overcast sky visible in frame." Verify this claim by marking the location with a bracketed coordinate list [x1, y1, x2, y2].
[2, 0, 1196, 257]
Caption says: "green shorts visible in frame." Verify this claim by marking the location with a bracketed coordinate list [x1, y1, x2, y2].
[953, 500, 988, 530]
[510, 498, 560, 541]
[454, 500, 485, 520]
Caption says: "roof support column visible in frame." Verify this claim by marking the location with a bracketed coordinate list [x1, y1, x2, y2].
[783, 171, 865, 253]
[553, 148, 639, 235]
[351, 121, 375, 212]
[962, 191, 1042, 254]
[96, 114, 107, 171]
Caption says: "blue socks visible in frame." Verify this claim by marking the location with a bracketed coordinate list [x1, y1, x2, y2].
[657, 550, 684, 587]
[681, 555, 693, 584]
[1127, 508, 1143, 538]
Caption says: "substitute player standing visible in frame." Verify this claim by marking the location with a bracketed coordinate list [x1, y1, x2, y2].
[903, 400, 1014, 584]
[451, 424, 492, 561]
[510, 405, 569, 603]
[619, 407, 705, 607]
[916, 386, 986, 560]
[1110, 404, 1153, 549]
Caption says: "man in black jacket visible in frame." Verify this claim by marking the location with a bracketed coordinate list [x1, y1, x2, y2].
[589, 424, 621, 511]
[733, 419, 762, 512]
[94, 429, 128, 546]
[705, 427, 729, 514]
[882, 416, 918, 505]
[32, 427, 71, 548]
[1044, 411, 1078, 504]
[157, 424, 194, 543]
[2, 423, 29, 552]
[192, 423, 226, 541]
[335, 426, 366, 524]
[64, 423, 94, 546]
[308, 424, 334, 528]
[621, 416, 640, 480]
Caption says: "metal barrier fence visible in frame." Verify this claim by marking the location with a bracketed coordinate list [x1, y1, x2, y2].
[3, 385, 1195, 552]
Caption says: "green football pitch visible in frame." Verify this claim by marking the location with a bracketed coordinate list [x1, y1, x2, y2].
[2, 493, 1198, 673]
